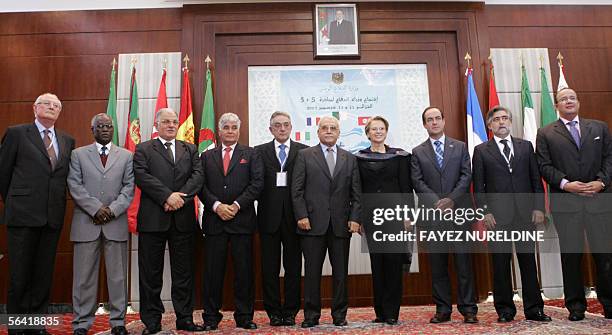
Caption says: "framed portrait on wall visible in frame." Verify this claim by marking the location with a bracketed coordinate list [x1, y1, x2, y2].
[313, 3, 360, 58]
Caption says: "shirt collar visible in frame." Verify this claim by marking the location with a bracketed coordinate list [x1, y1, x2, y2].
[222, 142, 237, 151]
[429, 134, 445, 146]
[95, 142, 112, 153]
[320, 143, 336, 152]
[34, 118, 55, 134]
[493, 135, 512, 144]
[560, 115, 579, 125]
[158, 137, 176, 147]
[274, 139, 290, 150]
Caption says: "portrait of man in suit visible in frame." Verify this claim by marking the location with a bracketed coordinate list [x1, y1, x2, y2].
[200, 112, 264, 331]
[472, 106, 551, 323]
[68, 113, 135, 335]
[410, 106, 478, 324]
[536, 88, 612, 321]
[133, 108, 204, 334]
[254, 111, 308, 327]
[0, 92, 75, 335]
[291, 116, 361, 328]
[328, 9, 355, 45]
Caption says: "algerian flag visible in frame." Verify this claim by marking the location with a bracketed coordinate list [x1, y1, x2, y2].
[540, 66, 557, 128]
[521, 65, 537, 147]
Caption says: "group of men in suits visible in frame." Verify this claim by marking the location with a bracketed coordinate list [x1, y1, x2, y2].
[1, 87, 610, 334]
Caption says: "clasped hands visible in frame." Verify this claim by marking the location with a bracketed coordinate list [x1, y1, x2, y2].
[216, 203, 239, 221]
[93, 206, 114, 225]
[164, 192, 187, 212]
[297, 218, 360, 234]
[563, 180, 604, 196]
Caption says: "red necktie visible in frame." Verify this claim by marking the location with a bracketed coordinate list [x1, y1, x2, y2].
[100, 146, 108, 167]
[223, 147, 231, 175]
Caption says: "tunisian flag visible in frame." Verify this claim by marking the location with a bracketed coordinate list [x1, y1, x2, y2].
[150, 68, 168, 140]
[487, 62, 500, 139]
[125, 66, 141, 233]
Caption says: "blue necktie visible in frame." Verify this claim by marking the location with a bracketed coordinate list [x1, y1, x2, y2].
[567, 121, 581, 149]
[279, 143, 287, 167]
[434, 140, 444, 168]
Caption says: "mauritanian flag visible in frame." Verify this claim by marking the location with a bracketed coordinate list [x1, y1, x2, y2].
[105, 59, 119, 145]
[151, 68, 168, 140]
[521, 65, 537, 147]
[125, 65, 141, 233]
[177, 66, 195, 144]
[198, 68, 216, 153]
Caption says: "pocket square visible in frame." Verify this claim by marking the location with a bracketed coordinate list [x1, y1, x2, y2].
[240, 158, 248, 164]
[594, 136, 601, 141]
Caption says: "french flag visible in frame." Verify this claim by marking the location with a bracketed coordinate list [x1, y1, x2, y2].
[466, 68, 487, 159]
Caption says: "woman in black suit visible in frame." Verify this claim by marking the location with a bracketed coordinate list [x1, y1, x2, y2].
[356, 116, 414, 325]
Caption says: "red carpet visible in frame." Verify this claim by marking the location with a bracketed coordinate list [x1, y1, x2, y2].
[0, 299, 609, 334]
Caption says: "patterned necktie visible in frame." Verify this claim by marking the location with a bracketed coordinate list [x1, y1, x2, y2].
[567, 121, 581, 149]
[164, 142, 174, 163]
[43, 129, 57, 169]
[223, 147, 232, 175]
[434, 140, 443, 168]
[279, 143, 287, 168]
[326, 147, 336, 176]
[500, 139, 514, 170]
[100, 146, 108, 167]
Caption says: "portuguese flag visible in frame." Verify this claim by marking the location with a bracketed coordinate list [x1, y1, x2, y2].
[125, 65, 141, 233]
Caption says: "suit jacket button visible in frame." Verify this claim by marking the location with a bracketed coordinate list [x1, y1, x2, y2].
[224, 185, 227, 189]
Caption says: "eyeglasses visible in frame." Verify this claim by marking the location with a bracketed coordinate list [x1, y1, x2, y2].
[159, 119, 179, 125]
[37, 100, 62, 109]
[272, 122, 291, 129]
[320, 125, 338, 131]
[95, 124, 114, 129]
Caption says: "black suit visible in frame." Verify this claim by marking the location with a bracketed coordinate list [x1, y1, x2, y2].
[133, 138, 203, 329]
[291, 144, 361, 322]
[255, 140, 308, 320]
[328, 20, 355, 45]
[200, 144, 264, 325]
[410, 136, 477, 315]
[0, 123, 74, 320]
[356, 146, 413, 321]
[536, 118, 612, 315]
[472, 137, 545, 318]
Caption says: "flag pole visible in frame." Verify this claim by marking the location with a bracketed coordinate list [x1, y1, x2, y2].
[534, 57, 547, 300]
[464, 52, 471, 69]
[205, 55, 212, 70]
[183, 54, 190, 70]
[556, 52, 564, 67]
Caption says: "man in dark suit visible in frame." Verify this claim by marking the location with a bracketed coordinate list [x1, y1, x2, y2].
[472, 106, 551, 323]
[536, 88, 612, 321]
[292, 116, 361, 328]
[328, 9, 355, 45]
[0, 93, 75, 335]
[410, 106, 478, 324]
[255, 111, 308, 327]
[133, 108, 204, 334]
[200, 112, 264, 330]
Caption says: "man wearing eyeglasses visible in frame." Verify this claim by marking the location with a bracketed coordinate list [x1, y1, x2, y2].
[536, 88, 612, 321]
[0, 93, 75, 335]
[133, 108, 204, 334]
[291, 116, 361, 328]
[67, 113, 134, 335]
[254, 112, 308, 327]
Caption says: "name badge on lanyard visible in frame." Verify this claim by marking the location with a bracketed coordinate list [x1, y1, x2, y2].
[276, 172, 287, 187]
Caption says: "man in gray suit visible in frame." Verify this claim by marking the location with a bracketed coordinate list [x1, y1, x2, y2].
[67, 113, 134, 335]
[292, 116, 361, 328]
[410, 107, 478, 324]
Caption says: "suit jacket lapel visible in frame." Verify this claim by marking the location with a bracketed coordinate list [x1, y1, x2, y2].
[285, 140, 299, 169]
[422, 140, 440, 172]
[440, 139, 454, 172]
[210, 146, 224, 175]
[26, 124, 50, 161]
[265, 140, 281, 171]
[105, 145, 120, 171]
[486, 139, 509, 168]
[174, 140, 186, 164]
[553, 119, 578, 149]
[87, 144, 105, 173]
[314, 146, 332, 180]
[579, 119, 592, 148]
[332, 148, 346, 180]
[152, 139, 175, 166]
[511, 137, 524, 167]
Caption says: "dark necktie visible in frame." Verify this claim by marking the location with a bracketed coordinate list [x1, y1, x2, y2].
[567, 121, 581, 149]
[164, 142, 174, 163]
[500, 139, 514, 170]
[43, 129, 57, 169]
[100, 146, 108, 167]
[223, 147, 231, 175]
